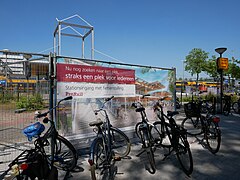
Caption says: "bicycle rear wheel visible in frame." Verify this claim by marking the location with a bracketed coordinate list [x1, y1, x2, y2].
[47, 135, 78, 171]
[205, 121, 221, 154]
[181, 117, 202, 136]
[175, 128, 193, 176]
[110, 127, 131, 157]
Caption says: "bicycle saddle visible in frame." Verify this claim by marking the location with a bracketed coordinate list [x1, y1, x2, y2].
[89, 119, 103, 127]
[23, 122, 45, 141]
[167, 111, 179, 117]
[136, 107, 145, 112]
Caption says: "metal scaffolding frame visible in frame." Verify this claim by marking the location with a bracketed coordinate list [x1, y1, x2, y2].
[53, 14, 94, 59]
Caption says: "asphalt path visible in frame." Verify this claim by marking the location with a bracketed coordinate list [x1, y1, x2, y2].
[59, 112, 240, 180]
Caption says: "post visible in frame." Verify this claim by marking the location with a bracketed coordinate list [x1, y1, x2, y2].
[173, 67, 177, 110]
[220, 67, 223, 113]
[215, 47, 227, 114]
[181, 60, 185, 105]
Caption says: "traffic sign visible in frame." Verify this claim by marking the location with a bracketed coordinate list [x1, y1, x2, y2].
[217, 57, 228, 70]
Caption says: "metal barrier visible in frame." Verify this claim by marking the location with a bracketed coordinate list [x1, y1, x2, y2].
[0, 51, 50, 164]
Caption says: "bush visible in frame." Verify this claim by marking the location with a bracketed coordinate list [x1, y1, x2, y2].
[0, 92, 15, 103]
[16, 94, 44, 110]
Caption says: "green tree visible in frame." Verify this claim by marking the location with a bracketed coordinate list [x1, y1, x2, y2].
[185, 48, 209, 91]
[203, 55, 219, 79]
[224, 57, 240, 88]
[168, 69, 175, 94]
[226, 57, 240, 79]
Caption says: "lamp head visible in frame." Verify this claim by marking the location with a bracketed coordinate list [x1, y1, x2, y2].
[215, 47, 227, 55]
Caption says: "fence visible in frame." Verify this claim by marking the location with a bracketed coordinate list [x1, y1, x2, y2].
[55, 56, 176, 141]
[0, 51, 176, 165]
[0, 51, 50, 166]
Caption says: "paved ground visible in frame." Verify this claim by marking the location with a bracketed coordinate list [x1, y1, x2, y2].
[58, 112, 240, 180]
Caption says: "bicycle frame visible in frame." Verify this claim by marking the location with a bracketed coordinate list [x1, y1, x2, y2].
[133, 95, 156, 174]
[154, 101, 181, 148]
[154, 97, 193, 175]
[95, 110, 113, 162]
[2, 96, 77, 179]
[88, 96, 117, 176]
[34, 96, 73, 167]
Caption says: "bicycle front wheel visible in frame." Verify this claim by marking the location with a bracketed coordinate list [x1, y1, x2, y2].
[89, 138, 115, 180]
[232, 102, 239, 114]
[135, 122, 143, 139]
[139, 129, 156, 174]
[205, 121, 221, 154]
[151, 121, 171, 147]
[181, 117, 202, 136]
[49, 135, 78, 171]
[110, 127, 131, 157]
[175, 128, 193, 176]
[223, 104, 230, 116]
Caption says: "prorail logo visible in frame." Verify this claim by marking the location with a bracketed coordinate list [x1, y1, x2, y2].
[65, 92, 83, 96]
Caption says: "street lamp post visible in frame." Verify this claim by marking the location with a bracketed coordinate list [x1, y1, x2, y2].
[215, 47, 227, 114]
[181, 60, 185, 105]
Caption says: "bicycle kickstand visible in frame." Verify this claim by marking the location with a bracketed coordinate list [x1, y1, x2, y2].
[63, 170, 72, 180]
[162, 147, 173, 161]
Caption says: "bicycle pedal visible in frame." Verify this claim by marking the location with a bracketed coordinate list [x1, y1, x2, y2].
[113, 156, 121, 161]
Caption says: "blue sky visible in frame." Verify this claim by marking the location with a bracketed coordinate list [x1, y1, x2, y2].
[1, 0, 240, 78]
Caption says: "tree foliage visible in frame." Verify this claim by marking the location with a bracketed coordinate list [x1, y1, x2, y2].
[203, 55, 219, 79]
[185, 48, 209, 89]
[183, 49, 240, 83]
[226, 57, 240, 79]
[185, 48, 209, 76]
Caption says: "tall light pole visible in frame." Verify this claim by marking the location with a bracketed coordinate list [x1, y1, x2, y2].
[215, 47, 227, 114]
[181, 60, 186, 105]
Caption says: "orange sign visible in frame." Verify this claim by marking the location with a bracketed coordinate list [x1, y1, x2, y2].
[217, 57, 228, 70]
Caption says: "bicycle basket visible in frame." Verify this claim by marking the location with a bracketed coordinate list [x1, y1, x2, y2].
[184, 102, 200, 118]
[23, 122, 45, 141]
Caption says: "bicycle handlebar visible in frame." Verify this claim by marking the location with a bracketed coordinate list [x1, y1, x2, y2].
[35, 96, 73, 118]
[132, 94, 150, 109]
[94, 96, 114, 114]
[105, 96, 114, 102]
[153, 96, 169, 112]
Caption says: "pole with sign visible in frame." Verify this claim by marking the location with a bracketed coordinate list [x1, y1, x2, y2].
[215, 47, 228, 114]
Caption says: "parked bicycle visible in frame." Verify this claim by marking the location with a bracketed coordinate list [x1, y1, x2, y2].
[151, 96, 193, 176]
[1, 96, 78, 179]
[88, 96, 130, 180]
[181, 100, 221, 154]
[133, 94, 156, 174]
[200, 99, 213, 114]
[176, 97, 182, 109]
[223, 95, 232, 116]
[232, 97, 240, 114]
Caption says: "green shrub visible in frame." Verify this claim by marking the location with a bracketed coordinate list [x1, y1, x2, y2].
[16, 94, 44, 110]
[0, 92, 14, 103]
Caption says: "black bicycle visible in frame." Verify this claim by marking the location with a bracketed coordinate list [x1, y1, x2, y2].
[151, 97, 193, 176]
[181, 100, 221, 154]
[232, 97, 240, 114]
[88, 96, 130, 180]
[1, 96, 78, 179]
[223, 95, 232, 116]
[133, 94, 156, 174]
